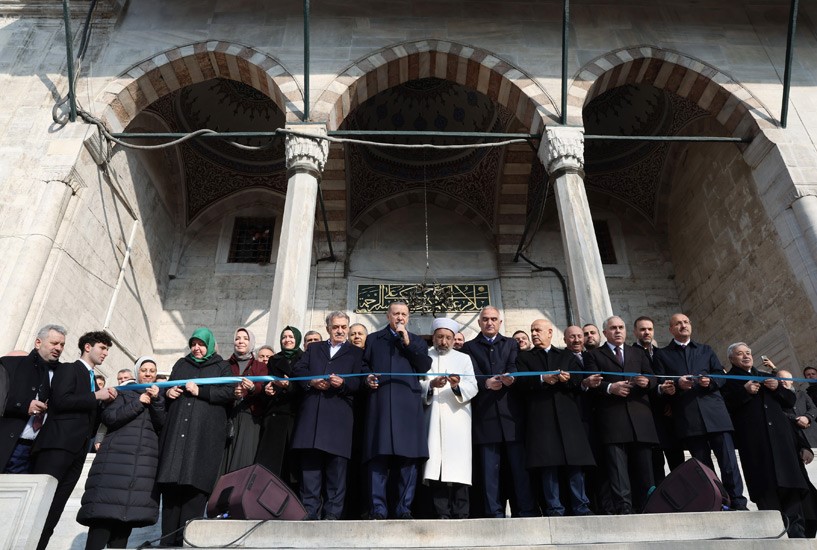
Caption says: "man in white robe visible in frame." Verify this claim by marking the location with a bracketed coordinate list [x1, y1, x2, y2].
[421, 317, 478, 518]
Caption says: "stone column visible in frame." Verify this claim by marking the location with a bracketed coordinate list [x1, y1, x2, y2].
[537, 126, 613, 326]
[0, 180, 75, 352]
[266, 124, 328, 345]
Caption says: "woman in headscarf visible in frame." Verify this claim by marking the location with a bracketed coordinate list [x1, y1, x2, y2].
[156, 328, 233, 547]
[255, 326, 303, 487]
[222, 327, 268, 473]
[77, 356, 165, 550]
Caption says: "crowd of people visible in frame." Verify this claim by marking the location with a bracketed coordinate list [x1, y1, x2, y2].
[1, 304, 817, 549]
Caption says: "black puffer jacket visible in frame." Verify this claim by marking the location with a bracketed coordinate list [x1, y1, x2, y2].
[77, 388, 166, 526]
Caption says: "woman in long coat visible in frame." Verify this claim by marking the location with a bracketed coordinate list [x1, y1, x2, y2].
[255, 326, 303, 487]
[77, 356, 165, 550]
[157, 328, 233, 547]
[221, 327, 268, 473]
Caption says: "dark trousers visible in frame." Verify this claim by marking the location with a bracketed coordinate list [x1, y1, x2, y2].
[369, 455, 418, 518]
[540, 465, 590, 516]
[32, 447, 88, 550]
[477, 442, 536, 517]
[3, 439, 33, 473]
[160, 484, 208, 547]
[85, 520, 132, 550]
[757, 487, 807, 538]
[429, 481, 469, 518]
[300, 449, 348, 519]
[685, 432, 747, 508]
[603, 442, 654, 514]
[652, 446, 685, 484]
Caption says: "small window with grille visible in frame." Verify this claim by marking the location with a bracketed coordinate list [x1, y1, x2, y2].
[594, 220, 618, 265]
[228, 217, 275, 264]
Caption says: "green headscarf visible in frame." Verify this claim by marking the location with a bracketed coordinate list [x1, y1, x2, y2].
[188, 327, 217, 363]
[279, 326, 302, 359]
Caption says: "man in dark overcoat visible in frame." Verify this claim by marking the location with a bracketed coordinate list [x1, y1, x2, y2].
[461, 306, 536, 518]
[653, 313, 748, 510]
[291, 311, 363, 520]
[632, 315, 684, 483]
[363, 301, 431, 519]
[0, 325, 61, 473]
[32, 331, 117, 550]
[584, 315, 658, 514]
[517, 319, 594, 516]
[721, 343, 808, 537]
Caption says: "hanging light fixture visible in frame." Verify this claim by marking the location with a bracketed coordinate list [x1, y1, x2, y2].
[405, 159, 455, 316]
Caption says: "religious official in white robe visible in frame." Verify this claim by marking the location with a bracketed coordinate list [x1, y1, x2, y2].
[420, 317, 478, 519]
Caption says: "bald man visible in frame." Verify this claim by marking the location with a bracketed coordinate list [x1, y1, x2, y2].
[517, 319, 594, 516]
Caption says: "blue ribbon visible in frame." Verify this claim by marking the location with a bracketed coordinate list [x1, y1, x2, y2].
[115, 369, 814, 391]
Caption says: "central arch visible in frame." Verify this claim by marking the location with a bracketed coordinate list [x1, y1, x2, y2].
[313, 40, 559, 133]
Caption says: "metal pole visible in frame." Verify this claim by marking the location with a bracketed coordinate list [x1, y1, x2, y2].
[561, 0, 570, 125]
[62, 0, 77, 122]
[781, 0, 800, 128]
[304, 0, 311, 121]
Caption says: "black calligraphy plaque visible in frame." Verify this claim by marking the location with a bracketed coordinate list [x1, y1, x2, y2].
[355, 283, 491, 314]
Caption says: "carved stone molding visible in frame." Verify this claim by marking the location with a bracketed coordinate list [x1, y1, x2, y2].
[285, 124, 329, 176]
[539, 126, 585, 175]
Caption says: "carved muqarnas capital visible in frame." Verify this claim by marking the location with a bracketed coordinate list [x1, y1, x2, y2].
[541, 126, 584, 174]
[285, 126, 329, 174]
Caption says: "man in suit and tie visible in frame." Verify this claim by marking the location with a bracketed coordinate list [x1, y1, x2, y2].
[564, 325, 614, 515]
[461, 306, 536, 518]
[584, 316, 659, 514]
[291, 311, 363, 520]
[0, 324, 64, 473]
[653, 313, 748, 510]
[363, 301, 431, 519]
[517, 319, 594, 516]
[32, 331, 117, 550]
[632, 316, 684, 483]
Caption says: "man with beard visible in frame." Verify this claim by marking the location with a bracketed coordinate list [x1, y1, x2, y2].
[421, 318, 478, 519]
[517, 319, 594, 516]
[582, 324, 601, 350]
[632, 316, 683, 482]
[453, 332, 466, 351]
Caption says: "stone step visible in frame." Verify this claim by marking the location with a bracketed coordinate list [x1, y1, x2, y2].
[184, 511, 798, 549]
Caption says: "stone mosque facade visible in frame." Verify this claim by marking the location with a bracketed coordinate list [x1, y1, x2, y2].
[1, 0, 817, 379]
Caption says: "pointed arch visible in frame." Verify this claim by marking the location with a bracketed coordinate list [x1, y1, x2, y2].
[93, 41, 303, 133]
[312, 40, 559, 133]
[569, 45, 775, 139]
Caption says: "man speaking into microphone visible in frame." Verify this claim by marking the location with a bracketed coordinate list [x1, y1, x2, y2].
[363, 300, 432, 519]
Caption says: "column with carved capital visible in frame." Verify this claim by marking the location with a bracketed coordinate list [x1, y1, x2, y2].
[537, 126, 613, 326]
[267, 124, 329, 345]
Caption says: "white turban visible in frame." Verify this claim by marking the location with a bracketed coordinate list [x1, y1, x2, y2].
[432, 317, 459, 336]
